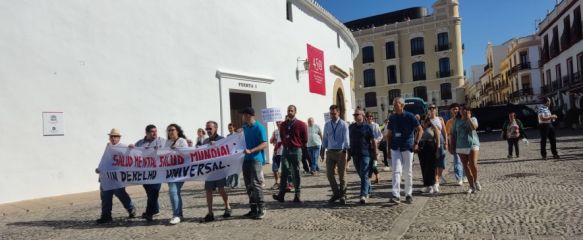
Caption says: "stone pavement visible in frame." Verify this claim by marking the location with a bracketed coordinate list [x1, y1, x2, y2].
[1, 129, 583, 240]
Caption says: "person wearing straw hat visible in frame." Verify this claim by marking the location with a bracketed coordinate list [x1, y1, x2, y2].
[95, 128, 136, 224]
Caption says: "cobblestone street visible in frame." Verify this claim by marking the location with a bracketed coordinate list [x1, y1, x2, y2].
[1, 129, 583, 240]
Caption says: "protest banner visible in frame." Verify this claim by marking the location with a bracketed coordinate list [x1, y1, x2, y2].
[324, 112, 331, 123]
[261, 108, 283, 123]
[98, 133, 247, 191]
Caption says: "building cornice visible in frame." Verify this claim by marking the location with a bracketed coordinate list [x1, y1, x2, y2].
[216, 70, 275, 84]
[296, 0, 359, 60]
[352, 16, 458, 39]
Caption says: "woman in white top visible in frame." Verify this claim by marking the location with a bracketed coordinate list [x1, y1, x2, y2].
[165, 123, 188, 225]
[427, 104, 448, 193]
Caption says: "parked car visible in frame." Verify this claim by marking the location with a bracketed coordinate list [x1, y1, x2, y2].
[471, 104, 538, 132]
[404, 97, 427, 118]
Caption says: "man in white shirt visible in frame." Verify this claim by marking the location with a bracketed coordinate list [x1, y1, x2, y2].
[537, 97, 559, 160]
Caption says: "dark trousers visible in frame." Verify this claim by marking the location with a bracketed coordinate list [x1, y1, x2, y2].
[381, 147, 389, 167]
[242, 160, 265, 210]
[100, 187, 134, 218]
[301, 147, 311, 173]
[142, 183, 161, 215]
[279, 147, 301, 195]
[507, 138, 519, 157]
[418, 143, 437, 187]
[539, 123, 558, 157]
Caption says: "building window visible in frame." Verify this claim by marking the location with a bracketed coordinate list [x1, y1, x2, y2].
[573, 6, 582, 42]
[551, 26, 560, 57]
[438, 58, 451, 78]
[440, 83, 452, 100]
[365, 92, 377, 107]
[410, 37, 424, 56]
[413, 86, 428, 101]
[362, 46, 374, 64]
[436, 32, 449, 51]
[546, 69, 552, 85]
[385, 42, 395, 59]
[555, 64, 562, 88]
[387, 65, 397, 84]
[388, 89, 401, 104]
[412, 62, 426, 81]
[519, 51, 528, 65]
[561, 15, 572, 51]
[543, 34, 550, 63]
[286, 1, 293, 22]
[363, 69, 376, 87]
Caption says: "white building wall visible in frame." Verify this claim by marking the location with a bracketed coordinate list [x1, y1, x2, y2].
[0, 0, 357, 203]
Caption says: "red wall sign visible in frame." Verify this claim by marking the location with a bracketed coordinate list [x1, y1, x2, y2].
[307, 44, 325, 95]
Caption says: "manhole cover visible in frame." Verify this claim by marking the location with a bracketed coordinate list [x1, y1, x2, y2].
[505, 173, 537, 178]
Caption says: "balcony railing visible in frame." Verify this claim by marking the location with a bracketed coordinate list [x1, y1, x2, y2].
[510, 88, 533, 99]
[541, 72, 583, 95]
[435, 42, 451, 52]
[518, 62, 531, 70]
[436, 69, 453, 78]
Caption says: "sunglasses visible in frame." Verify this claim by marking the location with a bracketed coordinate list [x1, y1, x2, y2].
[429, 106, 436, 109]
[205, 128, 213, 131]
[167, 129, 177, 132]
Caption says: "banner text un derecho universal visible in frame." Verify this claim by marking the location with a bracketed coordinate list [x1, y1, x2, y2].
[98, 133, 246, 191]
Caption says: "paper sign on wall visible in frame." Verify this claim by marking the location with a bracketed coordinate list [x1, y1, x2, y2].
[43, 112, 64, 136]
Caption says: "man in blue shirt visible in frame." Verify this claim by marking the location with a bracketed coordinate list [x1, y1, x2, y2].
[386, 97, 423, 204]
[348, 109, 377, 204]
[239, 107, 268, 219]
[320, 105, 350, 204]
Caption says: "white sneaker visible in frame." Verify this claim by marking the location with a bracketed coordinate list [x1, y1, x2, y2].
[457, 179, 463, 186]
[433, 184, 440, 193]
[475, 181, 482, 191]
[463, 177, 468, 183]
[422, 186, 430, 193]
[467, 187, 475, 194]
[359, 196, 367, 204]
[383, 167, 391, 171]
[428, 186, 435, 194]
[169, 216, 181, 225]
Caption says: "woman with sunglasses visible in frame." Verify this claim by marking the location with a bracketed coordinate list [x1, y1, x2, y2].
[165, 123, 188, 224]
[427, 104, 448, 193]
[450, 106, 481, 194]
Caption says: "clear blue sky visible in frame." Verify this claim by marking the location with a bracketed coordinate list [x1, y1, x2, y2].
[316, 0, 558, 71]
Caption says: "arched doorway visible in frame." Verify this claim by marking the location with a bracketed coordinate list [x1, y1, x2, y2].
[336, 88, 346, 120]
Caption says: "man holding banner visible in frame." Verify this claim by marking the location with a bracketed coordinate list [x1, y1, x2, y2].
[96, 128, 136, 224]
[239, 107, 268, 219]
[201, 121, 232, 222]
[132, 124, 165, 222]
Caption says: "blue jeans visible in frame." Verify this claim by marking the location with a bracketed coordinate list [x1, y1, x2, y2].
[452, 153, 464, 180]
[227, 174, 240, 188]
[100, 187, 134, 218]
[353, 155, 371, 197]
[307, 146, 321, 172]
[168, 181, 184, 217]
[143, 183, 161, 215]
